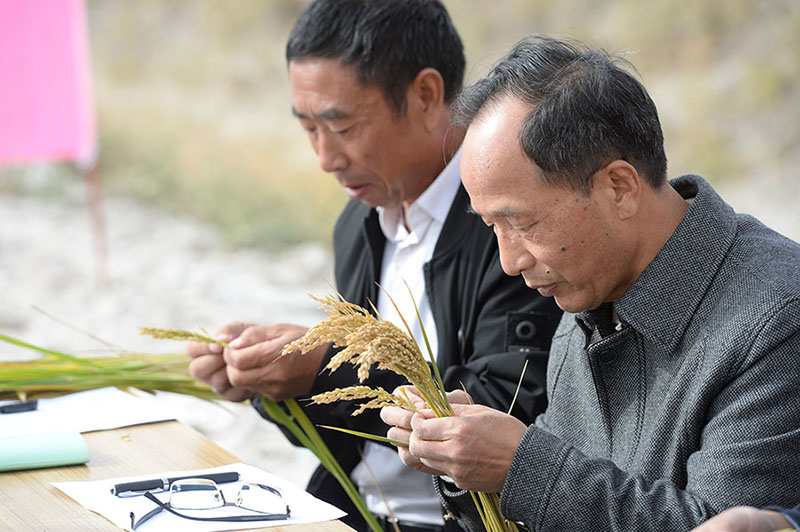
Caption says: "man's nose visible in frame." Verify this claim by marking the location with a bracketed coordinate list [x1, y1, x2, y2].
[496, 228, 535, 277]
[314, 130, 348, 173]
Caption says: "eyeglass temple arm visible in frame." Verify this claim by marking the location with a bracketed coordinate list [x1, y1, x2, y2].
[130, 494, 165, 530]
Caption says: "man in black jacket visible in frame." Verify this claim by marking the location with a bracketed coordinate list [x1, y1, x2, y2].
[186, 2, 561, 531]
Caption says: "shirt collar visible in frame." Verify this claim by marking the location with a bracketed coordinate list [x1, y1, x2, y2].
[376, 148, 462, 242]
[577, 175, 738, 351]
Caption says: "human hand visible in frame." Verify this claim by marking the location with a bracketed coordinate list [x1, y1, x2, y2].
[691, 507, 793, 532]
[187, 321, 253, 401]
[381, 387, 445, 476]
[224, 323, 329, 401]
[408, 403, 527, 492]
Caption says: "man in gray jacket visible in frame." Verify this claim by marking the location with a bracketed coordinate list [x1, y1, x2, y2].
[381, 36, 800, 531]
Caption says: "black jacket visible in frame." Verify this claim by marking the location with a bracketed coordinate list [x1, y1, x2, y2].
[255, 185, 561, 531]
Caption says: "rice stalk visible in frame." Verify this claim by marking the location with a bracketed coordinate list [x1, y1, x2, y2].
[311, 385, 416, 416]
[138, 326, 225, 346]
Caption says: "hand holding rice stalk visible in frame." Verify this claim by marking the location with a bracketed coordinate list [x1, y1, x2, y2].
[281, 288, 518, 532]
[136, 326, 384, 532]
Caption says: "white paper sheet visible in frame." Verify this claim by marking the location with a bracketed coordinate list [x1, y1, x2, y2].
[0, 387, 175, 438]
[52, 462, 347, 532]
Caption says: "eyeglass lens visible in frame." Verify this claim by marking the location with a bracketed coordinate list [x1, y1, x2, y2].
[170, 479, 224, 509]
[237, 483, 288, 514]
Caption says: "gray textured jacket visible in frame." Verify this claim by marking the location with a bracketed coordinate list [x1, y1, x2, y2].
[438, 175, 800, 531]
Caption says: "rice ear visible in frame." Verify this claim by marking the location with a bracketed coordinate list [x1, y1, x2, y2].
[138, 327, 227, 346]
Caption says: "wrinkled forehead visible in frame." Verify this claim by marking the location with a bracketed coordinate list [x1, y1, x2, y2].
[288, 58, 371, 114]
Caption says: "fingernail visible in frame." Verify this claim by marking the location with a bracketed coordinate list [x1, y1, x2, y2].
[228, 338, 241, 348]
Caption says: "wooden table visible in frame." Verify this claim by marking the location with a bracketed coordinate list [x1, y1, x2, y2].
[0, 421, 354, 532]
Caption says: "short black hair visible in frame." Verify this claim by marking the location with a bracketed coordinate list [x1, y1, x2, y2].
[456, 36, 668, 192]
[286, 0, 465, 114]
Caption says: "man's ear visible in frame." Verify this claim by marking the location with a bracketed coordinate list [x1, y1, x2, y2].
[595, 159, 641, 220]
[407, 67, 445, 132]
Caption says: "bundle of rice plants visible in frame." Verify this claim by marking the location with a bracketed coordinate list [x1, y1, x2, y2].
[0, 332, 216, 401]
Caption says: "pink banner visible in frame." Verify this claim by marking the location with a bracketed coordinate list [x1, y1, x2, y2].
[0, 0, 96, 166]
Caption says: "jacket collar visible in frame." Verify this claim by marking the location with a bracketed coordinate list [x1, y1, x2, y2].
[578, 175, 738, 351]
[360, 184, 473, 266]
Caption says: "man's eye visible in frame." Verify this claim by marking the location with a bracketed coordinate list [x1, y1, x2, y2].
[511, 221, 534, 232]
[333, 126, 353, 135]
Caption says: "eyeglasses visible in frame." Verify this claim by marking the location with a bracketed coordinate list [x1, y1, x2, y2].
[130, 478, 291, 530]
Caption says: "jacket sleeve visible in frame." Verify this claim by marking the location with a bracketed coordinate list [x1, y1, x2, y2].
[444, 303, 800, 531]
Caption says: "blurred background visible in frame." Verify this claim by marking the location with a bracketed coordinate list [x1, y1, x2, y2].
[1, 0, 798, 485]
[3, 0, 799, 250]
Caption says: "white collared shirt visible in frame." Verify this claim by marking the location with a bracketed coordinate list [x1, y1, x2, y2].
[349, 149, 462, 525]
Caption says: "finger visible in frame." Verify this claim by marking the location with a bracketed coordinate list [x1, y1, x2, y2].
[186, 341, 208, 359]
[449, 403, 485, 416]
[393, 437, 444, 476]
[224, 339, 283, 371]
[226, 363, 289, 400]
[415, 408, 437, 420]
[446, 389, 472, 405]
[225, 363, 266, 391]
[410, 412, 451, 441]
[410, 438, 453, 475]
[396, 445, 417, 464]
[210, 322, 252, 354]
[208, 366, 234, 396]
[394, 386, 426, 407]
[188, 354, 226, 382]
[386, 425, 412, 445]
[381, 405, 415, 428]
[407, 432, 450, 476]
[217, 383, 255, 402]
[228, 324, 285, 349]
[417, 458, 449, 477]
[396, 445, 422, 468]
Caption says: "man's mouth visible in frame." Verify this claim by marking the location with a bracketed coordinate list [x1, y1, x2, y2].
[529, 281, 558, 297]
[341, 182, 369, 199]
